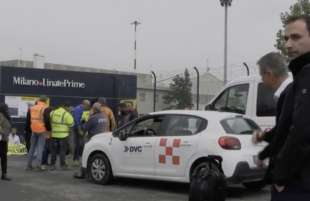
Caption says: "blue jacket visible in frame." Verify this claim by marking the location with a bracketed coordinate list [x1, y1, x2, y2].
[72, 104, 83, 127]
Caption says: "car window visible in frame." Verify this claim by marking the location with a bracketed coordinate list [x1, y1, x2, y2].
[221, 117, 260, 134]
[129, 116, 164, 137]
[213, 84, 249, 114]
[159, 115, 207, 136]
[256, 83, 276, 116]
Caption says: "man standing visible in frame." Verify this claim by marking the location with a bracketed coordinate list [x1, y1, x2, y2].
[252, 52, 292, 182]
[72, 100, 90, 164]
[272, 15, 310, 200]
[73, 102, 109, 179]
[27, 96, 49, 171]
[97, 97, 116, 131]
[117, 103, 138, 128]
[50, 103, 74, 170]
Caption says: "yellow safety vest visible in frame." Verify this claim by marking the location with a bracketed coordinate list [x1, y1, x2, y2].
[50, 107, 74, 138]
[81, 110, 90, 123]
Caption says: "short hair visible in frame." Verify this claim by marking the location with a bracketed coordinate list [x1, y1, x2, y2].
[257, 52, 288, 77]
[119, 103, 127, 108]
[92, 102, 102, 113]
[82, 99, 90, 106]
[97, 97, 107, 105]
[38, 95, 48, 102]
[285, 15, 310, 35]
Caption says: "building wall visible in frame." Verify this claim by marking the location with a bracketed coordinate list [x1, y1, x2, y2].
[0, 60, 224, 113]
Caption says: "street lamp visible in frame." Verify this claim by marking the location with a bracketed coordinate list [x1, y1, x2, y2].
[193, 67, 200, 110]
[131, 20, 141, 70]
[151, 71, 157, 112]
[219, 0, 232, 84]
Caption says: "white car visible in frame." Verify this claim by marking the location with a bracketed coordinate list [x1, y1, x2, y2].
[82, 110, 266, 190]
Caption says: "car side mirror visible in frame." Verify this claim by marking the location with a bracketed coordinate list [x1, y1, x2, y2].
[119, 130, 128, 141]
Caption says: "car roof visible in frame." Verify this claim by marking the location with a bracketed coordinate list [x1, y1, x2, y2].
[151, 110, 241, 121]
[226, 75, 261, 85]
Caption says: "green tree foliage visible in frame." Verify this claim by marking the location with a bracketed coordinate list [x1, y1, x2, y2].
[163, 69, 193, 109]
[275, 0, 310, 55]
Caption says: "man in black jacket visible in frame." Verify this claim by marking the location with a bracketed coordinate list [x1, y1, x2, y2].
[253, 52, 292, 183]
[272, 15, 310, 200]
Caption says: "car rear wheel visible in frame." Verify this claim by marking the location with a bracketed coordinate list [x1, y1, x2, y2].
[243, 180, 266, 191]
[189, 162, 226, 201]
[87, 153, 113, 185]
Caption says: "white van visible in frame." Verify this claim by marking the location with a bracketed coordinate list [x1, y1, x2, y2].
[205, 76, 276, 130]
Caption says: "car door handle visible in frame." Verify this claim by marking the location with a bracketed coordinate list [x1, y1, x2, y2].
[143, 142, 152, 148]
[180, 142, 192, 147]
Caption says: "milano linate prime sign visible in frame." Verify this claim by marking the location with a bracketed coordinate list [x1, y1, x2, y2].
[12, 76, 86, 89]
[0, 66, 137, 99]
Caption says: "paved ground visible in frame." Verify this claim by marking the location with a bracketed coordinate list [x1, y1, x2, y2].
[0, 156, 270, 201]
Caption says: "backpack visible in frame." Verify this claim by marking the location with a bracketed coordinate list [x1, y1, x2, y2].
[189, 161, 226, 201]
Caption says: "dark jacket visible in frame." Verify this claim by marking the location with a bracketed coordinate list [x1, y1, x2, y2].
[0, 113, 11, 141]
[117, 111, 138, 128]
[273, 52, 310, 188]
[258, 82, 292, 161]
[82, 112, 108, 139]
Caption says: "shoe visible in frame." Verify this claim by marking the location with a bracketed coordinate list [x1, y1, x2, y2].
[72, 160, 80, 167]
[35, 165, 46, 171]
[1, 175, 11, 181]
[25, 166, 33, 171]
[73, 172, 85, 179]
[61, 165, 70, 171]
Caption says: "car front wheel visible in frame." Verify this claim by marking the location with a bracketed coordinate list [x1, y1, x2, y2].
[87, 153, 113, 185]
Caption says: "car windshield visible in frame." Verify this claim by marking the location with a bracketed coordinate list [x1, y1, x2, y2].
[221, 117, 260, 135]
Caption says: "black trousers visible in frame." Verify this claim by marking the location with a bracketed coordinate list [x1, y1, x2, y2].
[73, 127, 84, 161]
[0, 140, 8, 175]
[51, 137, 68, 167]
[271, 184, 310, 201]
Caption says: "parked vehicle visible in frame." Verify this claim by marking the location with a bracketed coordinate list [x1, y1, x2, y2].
[205, 76, 276, 130]
[82, 110, 266, 190]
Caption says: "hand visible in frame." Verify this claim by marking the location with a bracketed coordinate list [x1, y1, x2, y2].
[252, 130, 264, 144]
[253, 155, 266, 168]
[274, 185, 285, 192]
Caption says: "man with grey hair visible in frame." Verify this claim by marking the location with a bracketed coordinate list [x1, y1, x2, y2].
[252, 52, 292, 184]
[73, 102, 108, 179]
[82, 102, 109, 140]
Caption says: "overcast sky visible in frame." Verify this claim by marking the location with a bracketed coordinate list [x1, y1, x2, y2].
[0, 0, 294, 80]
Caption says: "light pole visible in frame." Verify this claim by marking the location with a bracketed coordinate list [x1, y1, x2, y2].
[193, 67, 200, 110]
[151, 71, 157, 112]
[131, 20, 141, 70]
[219, 0, 232, 84]
[242, 62, 250, 76]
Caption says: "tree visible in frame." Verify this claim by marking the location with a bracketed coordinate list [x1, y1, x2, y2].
[275, 0, 310, 55]
[163, 69, 193, 109]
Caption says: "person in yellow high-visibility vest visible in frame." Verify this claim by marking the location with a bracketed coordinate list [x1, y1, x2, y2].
[49, 103, 74, 171]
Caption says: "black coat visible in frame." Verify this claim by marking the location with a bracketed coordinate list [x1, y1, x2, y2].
[258, 82, 292, 161]
[273, 52, 310, 188]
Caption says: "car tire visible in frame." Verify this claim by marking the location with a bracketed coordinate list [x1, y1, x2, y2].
[87, 153, 113, 185]
[243, 180, 266, 191]
[189, 162, 226, 201]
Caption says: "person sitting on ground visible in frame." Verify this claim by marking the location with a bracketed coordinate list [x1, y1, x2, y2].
[8, 128, 21, 145]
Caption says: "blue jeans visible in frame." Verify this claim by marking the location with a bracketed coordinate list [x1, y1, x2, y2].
[27, 133, 47, 167]
[41, 139, 51, 165]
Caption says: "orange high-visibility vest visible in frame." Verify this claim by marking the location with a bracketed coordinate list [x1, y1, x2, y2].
[30, 101, 47, 133]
